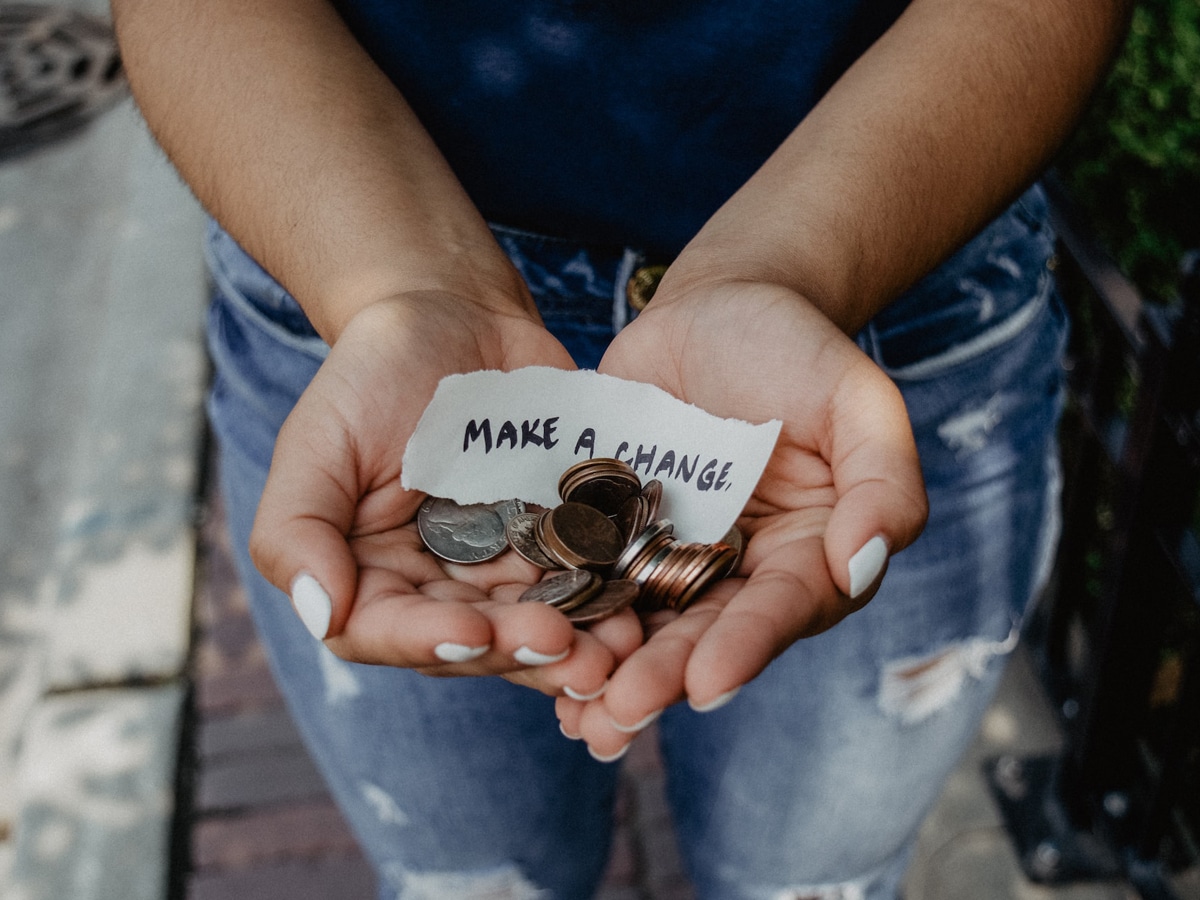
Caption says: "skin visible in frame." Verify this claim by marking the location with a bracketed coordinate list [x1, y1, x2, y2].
[112, 0, 1130, 758]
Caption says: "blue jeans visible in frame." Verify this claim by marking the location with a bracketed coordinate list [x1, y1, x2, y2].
[205, 185, 1066, 900]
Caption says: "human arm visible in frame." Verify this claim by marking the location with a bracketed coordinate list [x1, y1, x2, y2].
[111, 0, 638, 691]
[566, 0, 1131, 757]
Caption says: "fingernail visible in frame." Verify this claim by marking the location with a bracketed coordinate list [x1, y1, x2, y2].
[514, 646, 570, 666]
[588, 743, 630, 763]
[611, 708, 661, 734]
[688, 687, 740, 713]
[563, 681, 608, 702]
[434, 642, 490, 663]
[291, 573, 331, 640]
[559, 722, 582, 741]
[848, 535, 889, 599]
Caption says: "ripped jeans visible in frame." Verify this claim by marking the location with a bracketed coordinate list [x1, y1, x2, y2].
[204, 184, 1066, 900]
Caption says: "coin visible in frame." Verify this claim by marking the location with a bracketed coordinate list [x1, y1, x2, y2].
[641, 479, 663, 521]
[519, 569, 601, 610]
[612, 518, 675, 580]
[673, 544, 739, 611]
[559, 458, 642, 517]
[616, 493, 650, 544]
[567, 579, 640, 625]
[506, 512, 560, 570]
[721, 523, 745, 575]
[539, 502, 625, 571]
[417, 496, 524, 563]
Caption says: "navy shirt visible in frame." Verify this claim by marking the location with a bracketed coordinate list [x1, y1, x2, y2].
[331, 0, 910, 257]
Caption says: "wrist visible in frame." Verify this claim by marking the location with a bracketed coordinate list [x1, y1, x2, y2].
[308, 246, 539, 345]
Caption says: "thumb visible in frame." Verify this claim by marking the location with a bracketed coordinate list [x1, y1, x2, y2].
[823, 363, 928, 604]
[249, 410, 361, 641]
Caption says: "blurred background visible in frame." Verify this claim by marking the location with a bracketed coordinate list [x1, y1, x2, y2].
[0, 1, 1196, 898]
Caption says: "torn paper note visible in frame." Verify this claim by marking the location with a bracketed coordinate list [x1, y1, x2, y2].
[401, 367, 781, 543]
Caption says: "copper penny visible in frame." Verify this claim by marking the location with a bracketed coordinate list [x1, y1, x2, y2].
[540, 502, 624, 571]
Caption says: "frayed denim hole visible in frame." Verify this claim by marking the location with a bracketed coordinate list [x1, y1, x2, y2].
[877, 627, 1019, 725]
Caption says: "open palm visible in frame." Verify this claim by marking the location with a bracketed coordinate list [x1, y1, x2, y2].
[558, 280, 929, 757]
[249, 292, 642, 698]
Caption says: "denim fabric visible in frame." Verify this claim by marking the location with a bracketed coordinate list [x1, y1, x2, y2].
[204, 184, 1065, 900]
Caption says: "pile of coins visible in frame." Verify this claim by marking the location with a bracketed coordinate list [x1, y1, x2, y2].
[416, 458, 743, 625]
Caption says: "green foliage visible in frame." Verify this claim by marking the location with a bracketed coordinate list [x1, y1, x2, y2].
[1057, 0, 1200, 302]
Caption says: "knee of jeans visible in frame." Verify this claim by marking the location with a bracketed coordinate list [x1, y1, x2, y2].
[877, 626, 1019, 725]
[380, 862, 550, 900]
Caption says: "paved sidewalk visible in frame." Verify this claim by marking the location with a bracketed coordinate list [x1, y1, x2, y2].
[0, 6, 207, 893]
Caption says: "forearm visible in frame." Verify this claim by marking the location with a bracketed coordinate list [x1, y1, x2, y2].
[112, 0, 529, 342]
[667, 0, 1131, 333]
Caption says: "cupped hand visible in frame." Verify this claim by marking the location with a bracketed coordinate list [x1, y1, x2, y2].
[559, 279, 929, 758]
[249, 291, 642, 696]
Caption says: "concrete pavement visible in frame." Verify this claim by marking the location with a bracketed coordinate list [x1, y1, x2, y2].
[0, 0, 206, 894]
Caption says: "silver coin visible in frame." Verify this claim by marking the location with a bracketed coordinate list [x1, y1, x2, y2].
[612, 518, 674, 579]
[519, 569, 600, 608]
[506, 512, 560, 569]
[417, 496, 517, 564]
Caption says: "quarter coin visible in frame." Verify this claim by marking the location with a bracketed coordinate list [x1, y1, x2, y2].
[417, 496, 524, 564]
[418, 496, 510, 563]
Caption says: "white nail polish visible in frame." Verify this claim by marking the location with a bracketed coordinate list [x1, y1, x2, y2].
[688, 687, 741, 713]
[559, 722, 582, 741]
[291, 573, 331, 640]
[611, 708, 661, 734]
[434, 642, 490, 663]
[563, 681, 608, 702]
[848, 535, 889, 599]
[588, 743, 630, 763]
[514, 646, 570, 666]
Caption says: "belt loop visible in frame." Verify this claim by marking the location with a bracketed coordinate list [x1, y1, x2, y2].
[612, 247, 642, 333]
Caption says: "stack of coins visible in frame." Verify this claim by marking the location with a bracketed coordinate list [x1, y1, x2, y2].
[517, 569, 641, 625]
[558, 458, 642, 516]
[416, 458, 743, 624]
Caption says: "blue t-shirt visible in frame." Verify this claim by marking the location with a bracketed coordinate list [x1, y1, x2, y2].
[331, 0, 910, 257]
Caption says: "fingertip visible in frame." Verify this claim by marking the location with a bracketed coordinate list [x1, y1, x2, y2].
[588, 743, 630, 763]
[514, 645, 571, 666]
[290, 573, 332, 640]
[253, 515, 359, 638]
[824, 478, 923, 600]
[434, 642, 491, 663]
[564, 680, 608, 702]
[688, 686, 741, 713]
[847, 534, 889, 599]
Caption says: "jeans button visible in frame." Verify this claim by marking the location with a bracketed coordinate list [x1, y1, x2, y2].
[625, 264, 668, 311]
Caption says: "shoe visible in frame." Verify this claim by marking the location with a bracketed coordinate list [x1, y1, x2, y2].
[0, 3, 127, 160]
